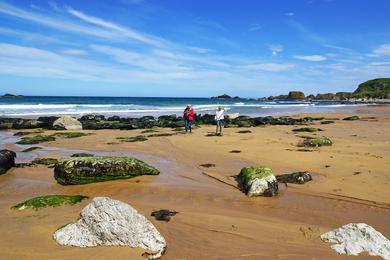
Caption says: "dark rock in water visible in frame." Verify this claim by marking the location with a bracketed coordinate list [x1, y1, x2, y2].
[237, 130, 252, 134]
[1, 93, 24, 98]
[343, 115, 360, 121]
[237, 166, 278, 196]
[21, 147, 42, 152]
[321, 120, 335, 125]
[71, 153, 95, 158]
[276, 171, 312, 184]
[287, 91, 305, 100]
[199, 163, 216, 168]
[0, 150, 16, 175]
[54, 156, 160, 185]
[211, 94, 232, 99]
[230, 150, 241, 153]
[151, 209, 178, 222]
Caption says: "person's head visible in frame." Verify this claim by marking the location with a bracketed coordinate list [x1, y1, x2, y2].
[218, 106, 223, 111]
[186, 104, 191, 109]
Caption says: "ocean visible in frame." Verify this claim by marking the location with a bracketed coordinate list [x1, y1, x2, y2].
[0, 96, 373, 118]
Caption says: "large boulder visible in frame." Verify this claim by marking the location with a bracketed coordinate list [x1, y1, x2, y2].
[321, 223, 390, 259]
[0, 150, 16, 175]
[53, 116, 82, 130]
[54, 156, 160, 185]
[237, 166, 278, 197]
[53, 197, 166, 259]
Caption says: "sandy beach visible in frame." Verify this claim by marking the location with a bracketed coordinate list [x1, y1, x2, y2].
[1, 106, 390, 259]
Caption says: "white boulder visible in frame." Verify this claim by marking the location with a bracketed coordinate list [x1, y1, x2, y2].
[227, 113, 240, 120]
[321, 223, 390, 259]
[53, 116, 82, 130]
[53, 197, 166, 259]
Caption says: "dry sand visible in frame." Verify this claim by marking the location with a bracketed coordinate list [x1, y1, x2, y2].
[0, 106, 389, 259]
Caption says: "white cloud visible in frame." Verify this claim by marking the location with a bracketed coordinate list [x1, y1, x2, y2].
[237, 62, 295, 72]
[269, 44, 283, 56]
[285, 12, 295, 16]
[369, 44, 390, 57]
[188, 46, 212, 54]
[59, 49, 87, 55]
[294, 55, 327, 61]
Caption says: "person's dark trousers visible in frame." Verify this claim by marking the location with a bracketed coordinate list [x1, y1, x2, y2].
[185, 119, 192, 133]
[216, 120, 223, 134]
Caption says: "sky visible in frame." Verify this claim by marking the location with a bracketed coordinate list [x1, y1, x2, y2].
[0, 0, 389, 97]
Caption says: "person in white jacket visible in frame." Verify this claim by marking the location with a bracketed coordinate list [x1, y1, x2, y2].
[215, 106, 225, 135]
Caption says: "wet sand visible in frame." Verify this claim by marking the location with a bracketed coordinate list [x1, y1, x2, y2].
[0, 106, 389, 259]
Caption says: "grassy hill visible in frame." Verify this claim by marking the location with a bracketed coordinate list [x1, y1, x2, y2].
[353, 78, 390, 99]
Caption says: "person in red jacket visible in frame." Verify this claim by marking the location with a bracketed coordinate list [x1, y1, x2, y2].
[183, 104, 194, 133]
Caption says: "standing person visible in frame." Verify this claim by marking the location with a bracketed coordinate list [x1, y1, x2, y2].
[215, 106, 225, 136]
[183, 104, 194, 133]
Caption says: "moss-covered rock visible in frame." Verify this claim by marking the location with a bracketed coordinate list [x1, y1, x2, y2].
[292, 127, 322, 132]
[0, 150, 16, 175]
[343, 115, 360, 121]
[321, 120, 335, 125]
[21, 146, 42, 152]
[12, 195, 88, 210]
[237, 166, 278, 197]
[32, 158, 58, 166]
[16, 135, 56, 144]
[117, 135, 148, 142]
[54, 156, 160, 185]
[302, 136, 333, 147]
[54, 132, 92, 138]
[147, 133, 174, 137]
[70, 153, 95, 158]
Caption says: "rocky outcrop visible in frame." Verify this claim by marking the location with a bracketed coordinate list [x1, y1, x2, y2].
[353, 78, 390, 99]
[237, 166, 278, 197]
[287, 91, 305, 100]
[301, 136, 333, 147]
[276, 171, 312, 184]
[321, 223, 390, 259]
[54, 156, 160, 185]
[0, 150, 16, 175]
[53, 116, 82, 130]
[53, 197, 166, 259]
[1, 93, 24, 98]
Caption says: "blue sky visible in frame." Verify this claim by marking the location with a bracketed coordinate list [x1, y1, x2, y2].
[0, 0, 389, 97]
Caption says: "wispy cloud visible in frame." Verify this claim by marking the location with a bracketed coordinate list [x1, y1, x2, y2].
[249, 23, 262, 31]
[269, 44, 283, 56]
[285, 12, 295, 16]
[368, 44, 390, 57]
[294, 55, 327, 61]
[59, 49, 87, 55]
[237, 62, 295, 72]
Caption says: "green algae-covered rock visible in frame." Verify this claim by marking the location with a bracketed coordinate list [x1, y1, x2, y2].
[54, 156, 160, 185]
[16, 134, 56, 144]
[12, 195, 88, 210]
[303, 136, 333, 147]
[343, 115, 360, 121]
[237, 166, 278, 197]
[292, 127, 322, 133]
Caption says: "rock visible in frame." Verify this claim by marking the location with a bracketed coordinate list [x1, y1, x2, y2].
[343, 115, 360, 121]
[117, 135, 148, 142]
[0, 150, 16, 175]
[16, 135, 56, 144]
[70, 153, 95, 158]
[237, 166, 278, 197]
[54, 156, 160, 185]
[53, 116, 83, 130]
[211, 94, 232, 99]
[12, 195, 88, 210]
[353, 78, 390, 99]
[321, 120, 335, 125]
[287, 91, 305, 100]
[1, 93, 24, 98]
[53, 197, 166, 259]
[315, 93, 336, 100]
[302, 136, 333, 147]
[199, 163, 216, 168]
[292, 127, 322, 133]
[21, 146, 42, 152]
[226, 113, 240, 120]
[151, 209, 178, 222]
[276, 171, 312, 184]
[321, 223, 390, 259]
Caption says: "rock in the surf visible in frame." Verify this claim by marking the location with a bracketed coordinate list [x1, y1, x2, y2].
[0, 149, 16, 175]
[276, 171, 312, 184]
[53, 197, 166, 259]
[321, 223, 390, 259]
[237, 166, 278, 196]
[53, 116, 83, 130]
[54, 156, 160, 185]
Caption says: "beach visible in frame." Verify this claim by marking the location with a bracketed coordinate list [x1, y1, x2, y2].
[0, 105, 389, 259]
